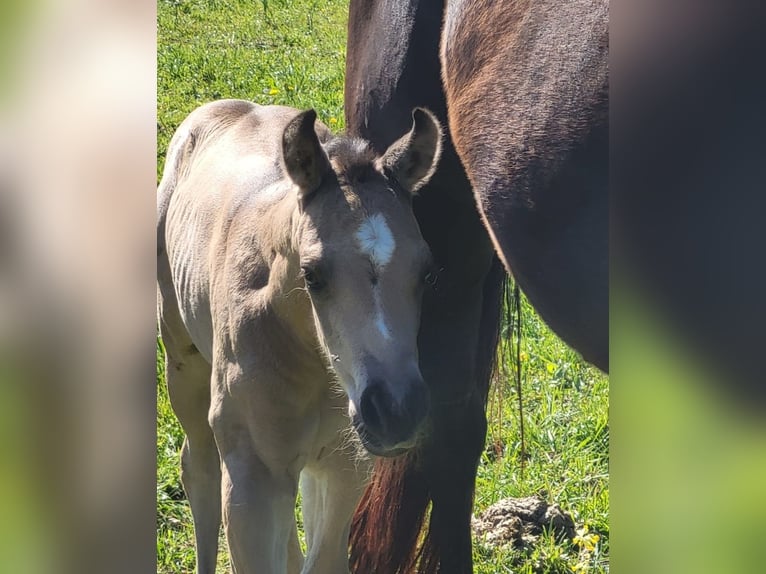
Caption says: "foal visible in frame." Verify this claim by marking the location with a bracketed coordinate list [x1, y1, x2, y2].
[157, 100, 442, 573]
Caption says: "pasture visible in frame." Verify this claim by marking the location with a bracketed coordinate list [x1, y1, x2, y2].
[157, 0, 609, 572]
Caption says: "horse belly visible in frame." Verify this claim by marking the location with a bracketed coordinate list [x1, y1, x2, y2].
[175, 274, 214, 365]
[165, 195, 216, 364]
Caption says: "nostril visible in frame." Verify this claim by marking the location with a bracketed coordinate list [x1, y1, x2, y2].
[360, 382, 389, 434]
[359, 379, 429, 448]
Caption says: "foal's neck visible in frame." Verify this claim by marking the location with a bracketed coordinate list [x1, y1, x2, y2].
[261, 192, 322, 356]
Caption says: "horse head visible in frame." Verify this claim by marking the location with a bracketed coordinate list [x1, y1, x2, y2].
[283, 108, 442, 456]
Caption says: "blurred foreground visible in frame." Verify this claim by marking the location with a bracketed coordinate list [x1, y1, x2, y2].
[0, 1, 763, 573]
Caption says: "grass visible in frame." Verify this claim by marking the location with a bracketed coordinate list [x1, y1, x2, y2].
[157, 0, 347, 180]
[157, 0, 609, 572]
[473, 296, 609, 574]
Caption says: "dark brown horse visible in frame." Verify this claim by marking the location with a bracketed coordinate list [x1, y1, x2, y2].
[346, 0, 608, 572]
[442, 0, 609, 371]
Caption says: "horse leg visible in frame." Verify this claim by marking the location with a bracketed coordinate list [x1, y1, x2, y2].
[422, 392, 487, 573]
[301, 444, 370, 574]
[162, 333, 221, 574]
[218, 458, 296, 573]
[419, 256, 506, 574]
[288, 521, 305, 574]
[210, 376, 299, 574]
[299, 470, 319, 553]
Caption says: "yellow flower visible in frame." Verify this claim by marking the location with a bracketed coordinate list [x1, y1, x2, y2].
[520, 351, 528, 362]
[573, 525, 600, 552]
[329, 117, 338, 125]
[546, 362, 556, 374]
[268, 87, 279, 95]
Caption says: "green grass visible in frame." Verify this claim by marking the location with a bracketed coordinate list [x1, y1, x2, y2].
[157, 0, 347, 180]
[157, 1, 609, 572]
[473, 296, 609, 574]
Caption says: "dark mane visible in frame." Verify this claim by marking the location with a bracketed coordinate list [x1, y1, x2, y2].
[323, 136, 379, 186]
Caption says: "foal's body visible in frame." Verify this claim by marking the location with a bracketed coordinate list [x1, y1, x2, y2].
[158, 102, 365, 573]
[157, 100, 441, 573]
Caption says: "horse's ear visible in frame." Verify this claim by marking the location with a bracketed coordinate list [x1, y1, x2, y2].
[378, 108, 442, 193]
[282, 109, 332, 207]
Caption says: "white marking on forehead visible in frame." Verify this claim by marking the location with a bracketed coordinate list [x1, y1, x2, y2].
[356, 214, 395, 269]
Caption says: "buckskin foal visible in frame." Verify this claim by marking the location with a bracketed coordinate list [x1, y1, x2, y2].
[157, 100, 442, 573]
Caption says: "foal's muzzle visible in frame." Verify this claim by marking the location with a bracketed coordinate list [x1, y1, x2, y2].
[352, 378, 430, 457]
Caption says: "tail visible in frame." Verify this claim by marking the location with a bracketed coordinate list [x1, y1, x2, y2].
[487, 278, 525, 468]
[350, 258, 508, 573]
[349, 452, 428, 573]
[509, 281, 526, 465]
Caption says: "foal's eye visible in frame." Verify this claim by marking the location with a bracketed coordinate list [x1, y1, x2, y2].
[301, 267, 325, 291]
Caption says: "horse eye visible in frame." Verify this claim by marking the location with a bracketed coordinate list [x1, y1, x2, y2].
[424, 267, 438, 288]
[301, 267, 324, 291]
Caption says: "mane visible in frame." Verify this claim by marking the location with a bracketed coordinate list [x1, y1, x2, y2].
[323, 136, 379, 187]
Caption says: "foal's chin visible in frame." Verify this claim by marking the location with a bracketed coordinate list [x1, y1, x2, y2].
[352, 419, 418, 458]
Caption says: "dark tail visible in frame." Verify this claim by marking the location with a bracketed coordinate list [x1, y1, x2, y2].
[496, 279, 526, 466]
[510, 281, 526, 465]
[350, 258, 508, 573]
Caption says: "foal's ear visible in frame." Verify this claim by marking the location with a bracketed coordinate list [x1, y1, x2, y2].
[378, 108, 442, 193]
[282, 109, 332, 206]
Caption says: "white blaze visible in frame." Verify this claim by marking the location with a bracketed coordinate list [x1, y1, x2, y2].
[373, 290, 392, 341]
[357, 214, 395, 341]
[356, 214, 395, 269]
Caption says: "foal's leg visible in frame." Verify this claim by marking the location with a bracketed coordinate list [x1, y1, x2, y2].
[301, 443, 370, 574]
[218, 461, 296, 574]
[287, 521, 305, 574]
[162, 338, 221, 574]
[210, 373, 302, 574]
